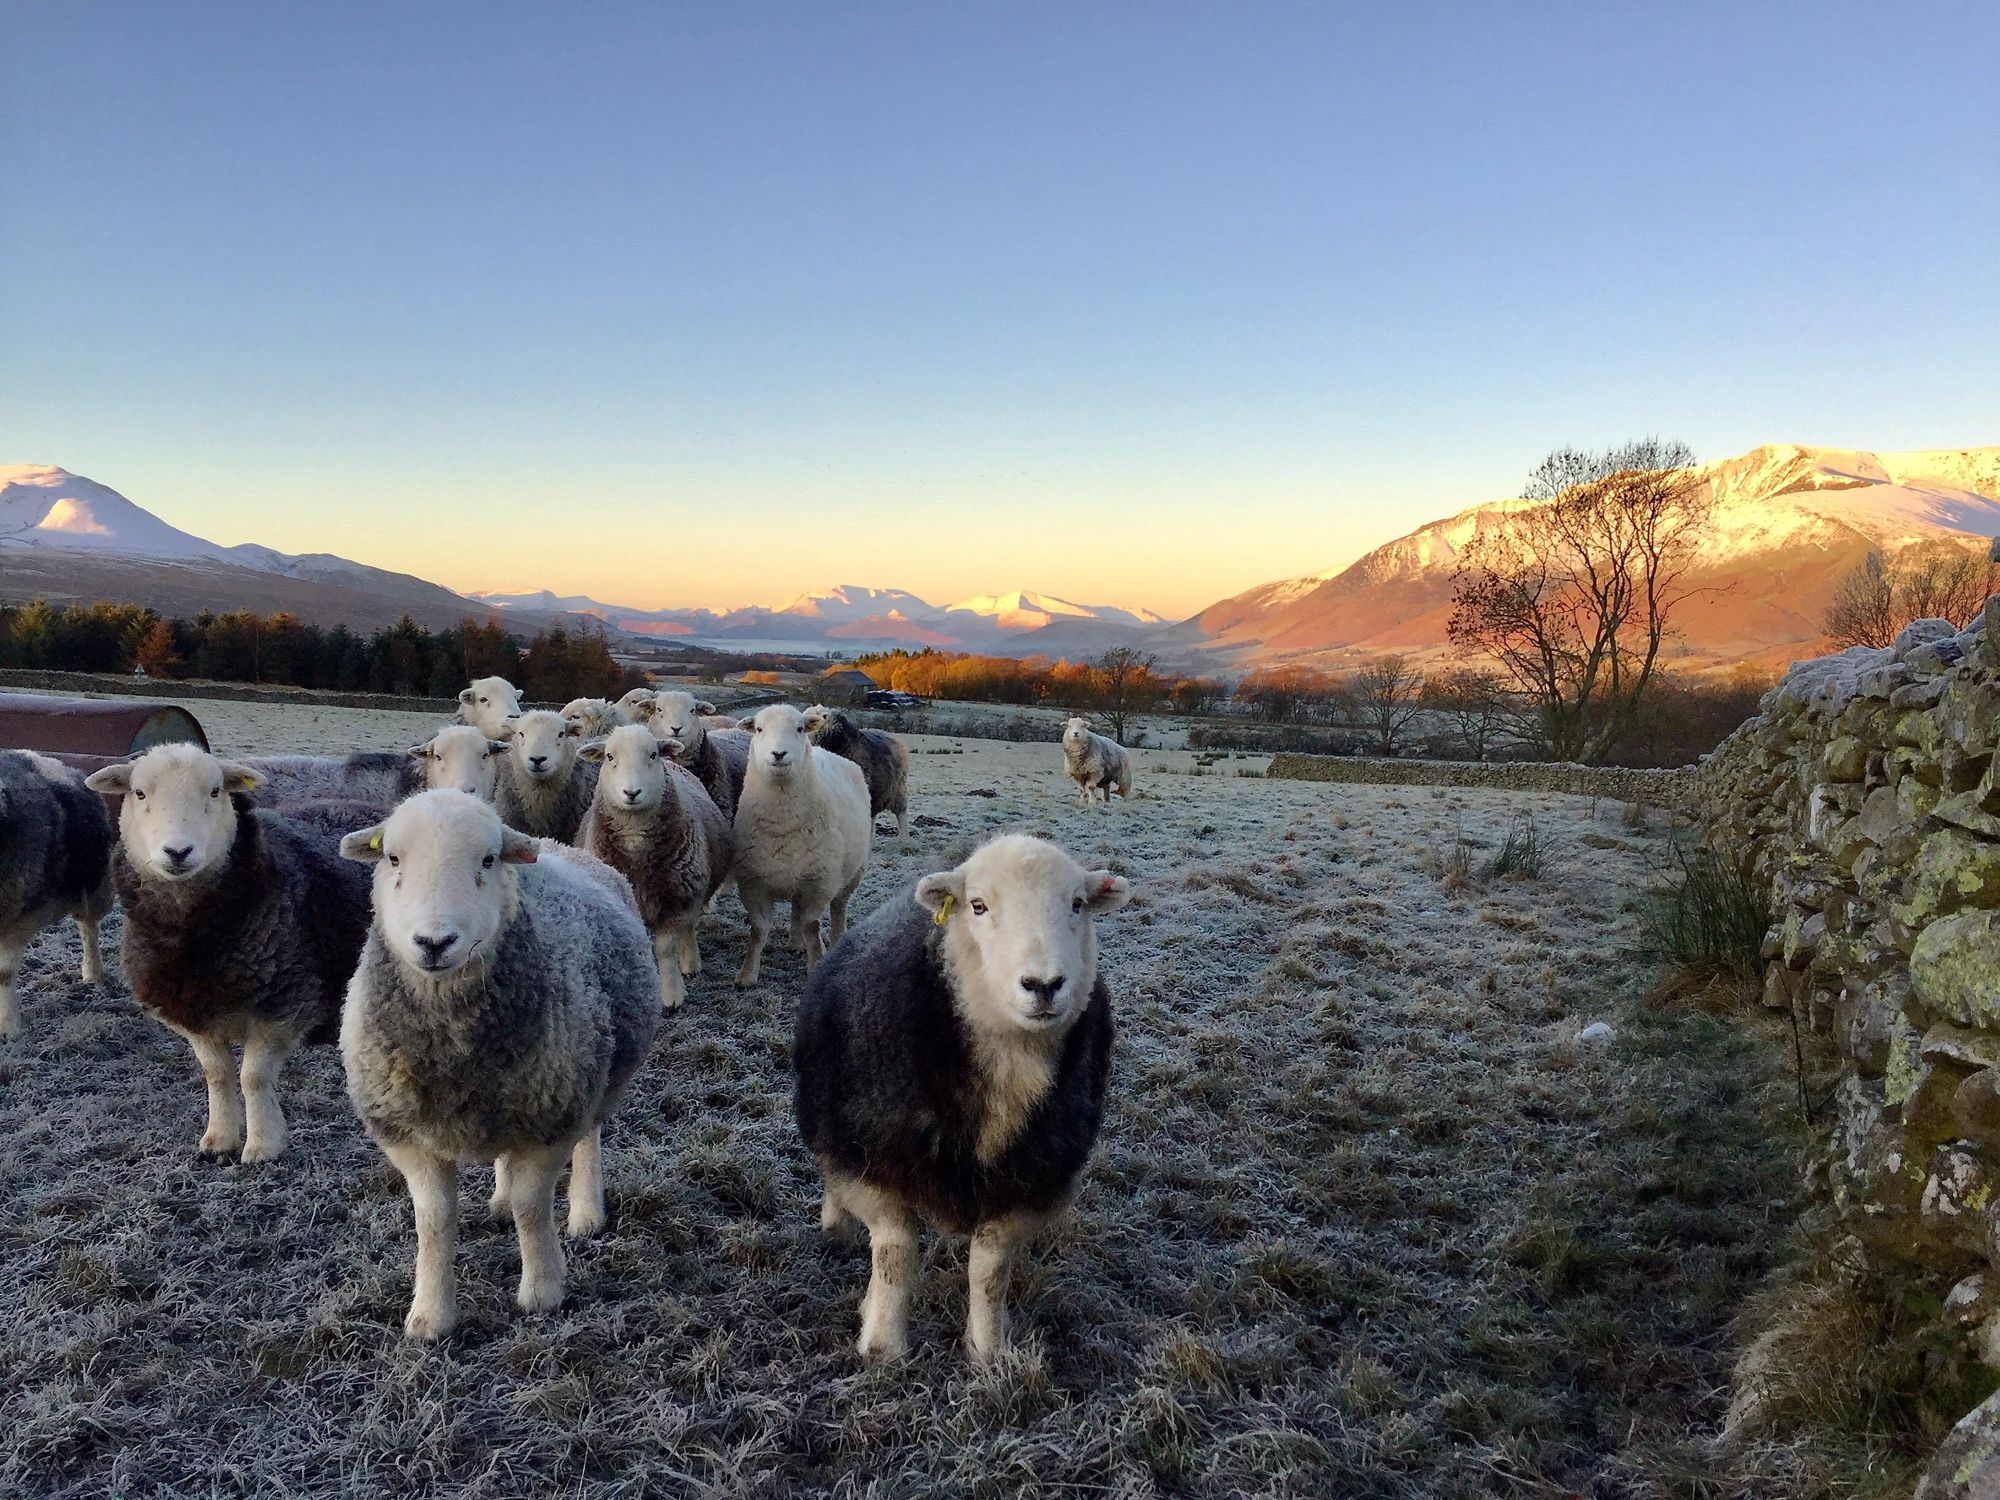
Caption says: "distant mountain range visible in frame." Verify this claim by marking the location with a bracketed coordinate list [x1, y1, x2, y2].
[6, 445, 1996, 674]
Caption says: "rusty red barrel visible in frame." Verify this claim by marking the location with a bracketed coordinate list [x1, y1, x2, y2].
[0, 693, 208, 774]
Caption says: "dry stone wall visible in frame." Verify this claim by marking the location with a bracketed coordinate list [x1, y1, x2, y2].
[1702, 610, 2000, 1493]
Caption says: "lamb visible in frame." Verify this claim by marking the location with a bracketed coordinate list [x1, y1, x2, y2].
[338, 791, 659, 1339]
[1061, 717, 1132, 807]
[407, 725, 510, 801]
[0, 751, 115, 1041]
[239, 752, 424, 810]
[83, 746, 375, 1162]
[495, 710, 598, 842]
[635, 690, 750, 821]
[456, 675, 524, 739]
[803, 704, 910, 836]
[577, 725, 732, 1010]
[795, 833, 1130, 1362]
[561, 697, 632, 739]
[730, 704, 871, 988]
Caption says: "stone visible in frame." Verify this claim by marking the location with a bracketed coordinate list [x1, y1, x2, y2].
[1893, 828, 2000, 929]
[1924, 1021, 2000, 1071]
[1576, 1021, 1614, 1046]
[1823, 736, 1869, 782]
[1762, 962, 1799, 1012]
[1843, 980, 1901, 1077]
[1912, 912, 2000, 1029]
[1783, 909, 1827, 969]
[1918, 1385, 2000, 1498]
[1954, 1070, 2000, 1152]
[1897, 617, 1959, 660]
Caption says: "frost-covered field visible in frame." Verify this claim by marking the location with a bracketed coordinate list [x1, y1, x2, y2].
[0, 701, 1806, 1497]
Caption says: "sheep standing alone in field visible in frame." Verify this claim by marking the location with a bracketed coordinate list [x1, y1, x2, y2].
[578, 725, 732, 1010]
[795, 833, 1130, 1362]
[730, 705, 871, 988]
[339, 792, 659, 1340]
[634, 691, 749, 821]
[240, 752, 424, 810]
[407, 725, 510, 801]
[84, 746, 375, 1162]
[561, 697, 632, 740]
[456, 676, 523, 739]
[495, 710, 598, 843]
[803, 705, 910, 836]
[0, 751, 114, 1042]
[1061, 717, 1132, 807]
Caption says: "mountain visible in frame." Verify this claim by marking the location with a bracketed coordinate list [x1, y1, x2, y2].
[1179, 444, 2000, 673]
[949, 589, 1166, 631]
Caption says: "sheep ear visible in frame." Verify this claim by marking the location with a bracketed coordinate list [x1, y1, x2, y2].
[85, 764, 133, 795]
[577, 737, 608, 763]
[219, 761, 261, 793]
[630, 698, 657, 720]
[663, 737, 686, 760]
[458, 687, 477, 705]
[339, 826, 387, 862]
[499, 828, 540, 864]
[1084, 871, 1130, 913]
[695, 700, 717, 715]
[406, 742, 436, 761]
[914, 870, 966, 917]
[487, 739, 510, 756]
[737, 715, 759, 730]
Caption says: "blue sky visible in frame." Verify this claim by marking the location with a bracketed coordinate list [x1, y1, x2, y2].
[6, 2, 1996, 616]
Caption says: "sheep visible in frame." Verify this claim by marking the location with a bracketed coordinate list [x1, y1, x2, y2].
[1061, 717, 1132, 807]
[456, 675, 523, 739]
[635, 690, 749, 821]
[615, 684, 661, 719]
[407, 725, 510, 801]
[83, 746, 376, 1162]
[239, 751, 424, 810]
[730, 704, 870, 988]
[794, 833, 1130, 1362]
[577, 725, 732, 1010]
[802, 704, 910, 836]
[560, 696, 632, 739]
[338, 791, 659, 1340]
[495, 710, 598, 843]
[0, 751, 115, 1042]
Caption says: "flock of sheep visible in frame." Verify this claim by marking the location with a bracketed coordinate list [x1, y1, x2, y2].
[0, 677, 1139, 1361]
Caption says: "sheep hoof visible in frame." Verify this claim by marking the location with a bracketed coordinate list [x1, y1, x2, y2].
[198, 1130, 244, 1159]
[517, 1276, 565, 1316]
[239, 1135, 287, 1165]
[857, 1328, 908, 1363]
[78, 961, 104, 985]
[678, 954, 700, 979]
[404, 1301, 458, 1342]
[567, 1204, 608, 1238]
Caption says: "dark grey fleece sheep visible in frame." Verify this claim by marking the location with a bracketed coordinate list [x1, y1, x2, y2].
[338, 791, 659, 1339]
[241, 752, 424, 811]
[495, 709, 598, 842]
[0, 750, 115, 1041]
[637, 692, 749, 821]
[804, 706, 910, 835]
[577, 725, 732, 1010]
[85, 746, 375, 1163]
[794, 833, 1128, 1362]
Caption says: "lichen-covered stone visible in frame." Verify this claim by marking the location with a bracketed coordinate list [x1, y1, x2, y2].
[1894, 829, 2000, 928]
[1913, 913, 2000, 1029]
[1918, 1386, 2000, 1499]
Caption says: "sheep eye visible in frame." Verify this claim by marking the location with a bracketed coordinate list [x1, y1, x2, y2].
[211, 786, 222, 799]
[970, 899, 988, 916]
[1072, 896, 1085, 914]
[482, 854, 495, 869]
[132, 789, 145, 801]
[387, 854, 400, 867]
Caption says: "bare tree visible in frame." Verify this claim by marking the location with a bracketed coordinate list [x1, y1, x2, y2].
[1350, 654, 1424, 755]
[1448, 438, 1710, 764]
[1825, 543, 1994, 649]
[1093, 646, 1160, 745]
[1419, 666, 1523, 761]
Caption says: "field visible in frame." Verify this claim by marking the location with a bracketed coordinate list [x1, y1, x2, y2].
[1, 700, 1813, 1497]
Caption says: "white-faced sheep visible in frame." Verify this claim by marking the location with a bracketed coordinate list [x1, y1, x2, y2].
[803, 704, 910, 836]
[495, 710, 598, 843]
[239, 751, 424, 810]
[338, 791, 659, 1340]
[1061, 717, 1132, 807]
[84, 746, 376, 1162]
[0, 750, 115, 1041]
[615, 685, 661, 719]
[560, 697, 631, 740]
[407, 725, 510, 801]
[456, 676, 523, 739]
[795, 833, 1129, 1361]
[633, 691, 749, 821]
[577, 724, 732, 1010]
[730, 705, 870, 988]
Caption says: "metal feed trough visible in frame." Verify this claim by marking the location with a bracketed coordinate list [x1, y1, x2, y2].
[0, 693, 209, 775]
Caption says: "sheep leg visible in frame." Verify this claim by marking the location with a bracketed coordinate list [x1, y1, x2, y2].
[383, 1141, 459, 1340]
[828, 882, 858, 949]
[791, 902, 826, 971]
[508, 1142, 568, 1315]
[675, 922, 700, 979]
[854, 1193, 917, 1362]
[566, 1126, 606, 1238]
[966, 1215, 1031, 1362]
[0, 939, 20, 1042]
[653, 929, 684, 1011]
[176, 1029, 245, 1158]
[238, 1025, 293, 1163]
[736, 887, 772, 988]
[76, 915, 104, 985]
[488, 1156, 512, 1220]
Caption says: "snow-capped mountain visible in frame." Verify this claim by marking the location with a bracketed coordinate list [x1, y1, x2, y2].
[949, 589, 1166, 631]
[1181, 444, 2000, 671]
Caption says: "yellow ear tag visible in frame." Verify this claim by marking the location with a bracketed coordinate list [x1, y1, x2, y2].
[934, 895, 954, 927]
[369, 832, 382, 851]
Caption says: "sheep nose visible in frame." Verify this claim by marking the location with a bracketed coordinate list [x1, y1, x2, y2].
[528, 755, 549, 769]
[1019, 975, 1066, 1011]
[769, 749, 788, 764]
[161, 844, 194, 867]
[622, 786, 642, 804]
[412, 932, 459, 968]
